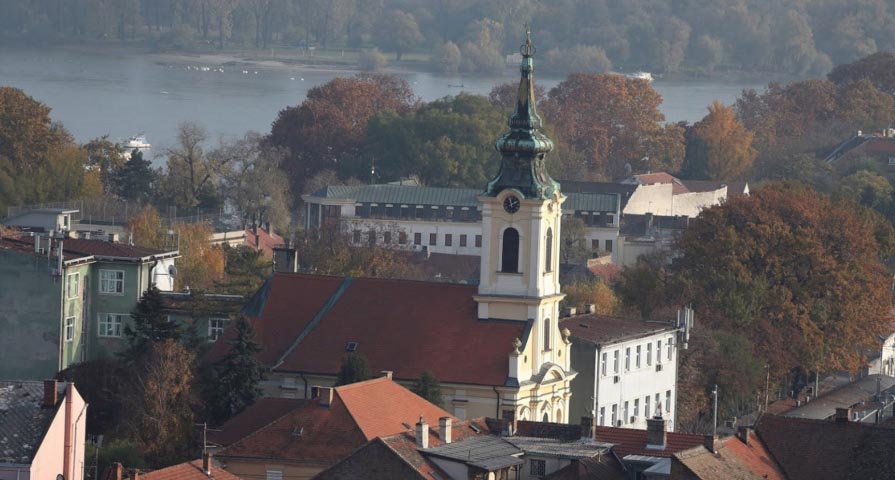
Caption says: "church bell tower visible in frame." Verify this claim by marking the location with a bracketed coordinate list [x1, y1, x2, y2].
[475, 31, 572, 423]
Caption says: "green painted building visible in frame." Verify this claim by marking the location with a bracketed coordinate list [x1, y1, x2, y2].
[0, 233, 179, 379]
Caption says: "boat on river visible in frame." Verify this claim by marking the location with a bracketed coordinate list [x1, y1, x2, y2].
[626, 71, 653, 82]
[123, 134, 151, 150]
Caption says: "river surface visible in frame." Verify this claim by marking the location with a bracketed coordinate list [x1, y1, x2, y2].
[1, 46, 767, 162]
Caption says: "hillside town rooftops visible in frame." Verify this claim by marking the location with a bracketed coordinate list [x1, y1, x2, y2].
[783, 374, 895, 420]
[0, 380, 56, 464]
[561, 314, 677, 347]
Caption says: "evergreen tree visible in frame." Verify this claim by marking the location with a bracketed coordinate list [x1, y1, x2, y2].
[216, 245, 271, 296]
[123, 285, 181, 362]
[336, 353, 371, 386]
[207, 315, 264, 423]
[114, 149, 155, 203]
[411, 371, 443, 407]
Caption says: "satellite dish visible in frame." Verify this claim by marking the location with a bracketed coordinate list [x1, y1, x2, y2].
[168, 264, 178, 277]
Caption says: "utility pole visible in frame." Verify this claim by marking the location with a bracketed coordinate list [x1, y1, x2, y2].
[711, 384, 718, 440]
[765, 363, 770, 412]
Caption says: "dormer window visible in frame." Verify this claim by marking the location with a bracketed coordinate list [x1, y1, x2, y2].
[346, 341, 359, 352]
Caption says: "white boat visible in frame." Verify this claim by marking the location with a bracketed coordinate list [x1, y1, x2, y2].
[626, 71, 653, 82]
[123, 134, 151, 149]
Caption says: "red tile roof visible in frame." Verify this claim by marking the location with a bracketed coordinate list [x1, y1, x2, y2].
[755, 414, 895, 480]
[673, 432, 785, 480]
[561, 314, 676, 347]
[631, 173, 689, 195]
[221, 377, 455, 466]
[244, 227, 284, 256]
[592, 425, 707, 458]
[208, 397, 306, 447]
[233, 273, 526, 386]
[139, 459, 240, 480]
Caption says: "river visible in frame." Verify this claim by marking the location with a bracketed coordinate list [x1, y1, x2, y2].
[1, 46, 767, 161]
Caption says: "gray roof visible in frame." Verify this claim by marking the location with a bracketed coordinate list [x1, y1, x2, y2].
[310, 184, 619, 213]
[783, 374, 895, 420]
[422, 435, 524, 471]
[0, 381, 57, 464]
[507, 437, 613, 459]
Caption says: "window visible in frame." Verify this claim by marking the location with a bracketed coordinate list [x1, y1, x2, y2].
[429, 233, 437, 246]
[647, 342, 652, 366]
[66, 273, 80, 299]
[352, 230, 361, 243]
[592, 239, 599, 250]
[354, 205, 363, 216]
[530, 459, 546, 477]
[543, 318, 551, 351]
[65, 317, 75, 342]
[545, 228, 553, 272]
[634, 398, 640, 418]
[599, 407, 605, 426]
[98, 313, 124, 337]
[601, 352, 608, 376]
[414, 232, 422, 245]
[445, 234, 452, 247]
[668, 337, 673, 360]
[605, 239, 613, 252]
[657, 340, 662, 364]
[100, 270, 124, 295]
[613, 350, 619, 374]
[383, 231, 392, 244]
[475, 235, 482, 248]
[460, 234, 467, 247]
[636, 345, 641, 368]
[399, 232, 407, 245]
[501, 228, 520, 273]
[208, 318, 229, 342]
[368, 229, 376, 245]
[666, 390, 672, 412]
[645, 396, 651, 418]
[624, 401, 629, 423]
[611, 404, 618, 426]
[655, 393, 661, 413]
[607, 213, 615, 225]
[625, 347, 631, 370]
[889, 156, 895, 166]
[265, 471, 283, 480]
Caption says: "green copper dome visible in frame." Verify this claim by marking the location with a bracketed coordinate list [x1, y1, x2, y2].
[486, 30, 560, 200]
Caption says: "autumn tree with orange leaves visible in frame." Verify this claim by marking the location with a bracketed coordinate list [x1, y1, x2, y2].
[668, 183, 894, 429]
[268, 74, 419, 194]
[541, 74, 684, 180]
[687, 101, 757, 180]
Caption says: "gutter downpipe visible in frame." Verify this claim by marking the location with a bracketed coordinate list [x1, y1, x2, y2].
[493, 386, 501, 417]
[301, 372, 309, 399]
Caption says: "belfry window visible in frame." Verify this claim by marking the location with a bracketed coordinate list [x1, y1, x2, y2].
[545, 228, 553, 272]
[543, 318, 551, 350]
[501, 228, 520, 273]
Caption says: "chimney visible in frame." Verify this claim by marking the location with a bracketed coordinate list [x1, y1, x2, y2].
[42, 379, 58, 408]
[34, 234, 41, 252]
[645, 212, 654, 234]
[736, 426, 752, 445]
[114, 463, 123, 480]
[584, 303, 596, 314]
[439, 417, 452, 444]
[108, 233, 119, 243]
[580, 416, 594, 441]
[318, 387, 334, 408]
[835, 407, 851, 423]
[80, 231, 91, 240]
[380, 370, 393, 380]
[645, 416, 667, 450]
[416, 417, 429, 449]
[265, 221, 272, 236]
[202, 452, 213, 475]
[703, 434, 716, 453]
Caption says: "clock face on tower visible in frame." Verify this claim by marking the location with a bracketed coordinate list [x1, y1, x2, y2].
[503, 195, 521, 214]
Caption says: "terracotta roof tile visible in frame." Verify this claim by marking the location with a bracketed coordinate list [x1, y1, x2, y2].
[244, 227, 284, 256]
[593, 426, 706, 458]
[208, 397, 306, 447]
[672, 432, 785, 480]
[631, 173, 689, 195]
[252, 273, 526, 385]
[140, 459, 241, 480]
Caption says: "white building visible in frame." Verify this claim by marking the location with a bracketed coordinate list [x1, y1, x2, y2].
[621, 172, 749, 218]
[563, 310, 692, 431]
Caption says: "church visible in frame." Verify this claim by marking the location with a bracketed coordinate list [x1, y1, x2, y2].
[215, 32, 578, 423]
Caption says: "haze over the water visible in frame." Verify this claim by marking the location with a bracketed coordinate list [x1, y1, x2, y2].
[0, 46, 764, 156]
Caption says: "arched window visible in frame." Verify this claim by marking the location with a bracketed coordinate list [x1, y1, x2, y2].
[545, 228, 553, 272]
[544, 318, 551, 350]
[542, 412, 549, 422]
[501, 228, 520, 273]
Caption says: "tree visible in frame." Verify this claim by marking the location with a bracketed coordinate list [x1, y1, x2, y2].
[374, 10, 423, 61]
[411, 371, 443, 407]
[689, 101, 757, 180]
[57, 358, 127, 435]
[160, 122, 222, 210]
[175, 222, 226, 291]
[216, 245, 271, 296]
[459, 18, 504, 74]
[118, 339, 197, 467]
[113, 149, 155, 203]
[836, 170, 893, 212]
[84, 135, 127, 193]
[542, 74, 684, 179]
[297, 223, 420, 279]
[336, 353, 371, 386]
[690, 34, 723, 72]
[615, 251, 678, 320]
[269, 74, 418, 194]
[543, 45, 612, 76]
[562, 278, 619, 315]
[829, 51, 895, 95]
[358, 48, 387, 71]
[658, 16, 691, 73]
[123, 285, 182, 362]
[206, 315, 263, 423]
[127, 206, 167, 249]
[676, 183, 893, 376]
[560, 216, 590, 265]
[434, 41, 462, 74]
